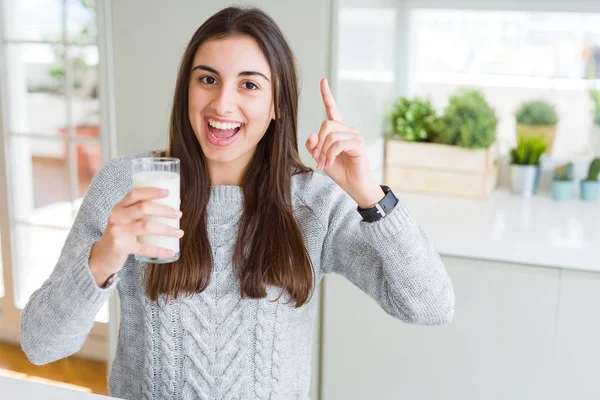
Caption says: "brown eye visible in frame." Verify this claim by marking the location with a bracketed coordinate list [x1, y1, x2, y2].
[199, 76, 217, 85]
[243, 81, 258, 90]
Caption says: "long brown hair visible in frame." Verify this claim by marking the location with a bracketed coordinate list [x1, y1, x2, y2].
[145, 6, 315, 307]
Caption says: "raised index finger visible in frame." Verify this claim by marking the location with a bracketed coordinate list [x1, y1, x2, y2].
[320, 78, 343, 121]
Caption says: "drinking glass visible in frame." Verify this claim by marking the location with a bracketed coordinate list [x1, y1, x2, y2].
[131, 157, 180, 263]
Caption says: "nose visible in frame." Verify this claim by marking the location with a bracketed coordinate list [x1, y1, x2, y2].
[210, 84, 236, 116]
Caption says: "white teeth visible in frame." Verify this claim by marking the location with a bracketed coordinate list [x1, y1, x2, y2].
[208, 119, 241, 130]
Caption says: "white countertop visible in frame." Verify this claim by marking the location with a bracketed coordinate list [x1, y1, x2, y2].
[0, 376, 119, 400]
[396, 188, 599, 272]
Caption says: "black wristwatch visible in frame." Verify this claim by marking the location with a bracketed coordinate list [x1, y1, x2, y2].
[100, 273, 116, 289]
[357, 185, 398, 222]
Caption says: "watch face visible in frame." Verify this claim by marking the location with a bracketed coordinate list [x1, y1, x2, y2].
[357, 185, 398, 222]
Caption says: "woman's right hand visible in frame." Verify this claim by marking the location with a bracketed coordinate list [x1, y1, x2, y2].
[89, 187, 184, 287]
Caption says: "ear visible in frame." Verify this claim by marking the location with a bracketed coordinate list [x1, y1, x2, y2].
[270, 104, 278, 120]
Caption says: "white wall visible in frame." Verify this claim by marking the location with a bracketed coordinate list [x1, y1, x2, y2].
[110, 0, 332, 169]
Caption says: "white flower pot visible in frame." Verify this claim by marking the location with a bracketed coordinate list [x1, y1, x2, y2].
[510, 164, 540, 197]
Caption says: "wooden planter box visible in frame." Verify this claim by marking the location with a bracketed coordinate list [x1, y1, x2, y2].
[384, 140, 499, 199]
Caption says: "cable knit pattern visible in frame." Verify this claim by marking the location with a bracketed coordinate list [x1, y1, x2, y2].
[254, 298, 276, 399]
[270, 302, 283, 400]
[158, 299, 175, 399]
[19, 152, 455, 399]
[142, 297, 156, 400]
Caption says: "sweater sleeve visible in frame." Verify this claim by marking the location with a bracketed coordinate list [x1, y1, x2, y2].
[20, 159, 125, 365]
[316, 175, 455, 325]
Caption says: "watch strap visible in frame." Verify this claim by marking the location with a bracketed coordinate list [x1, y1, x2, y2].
[357, 185, 398, 222]
[100, 273, 116, 289]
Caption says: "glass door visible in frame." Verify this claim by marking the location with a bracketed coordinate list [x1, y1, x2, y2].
[0, 0, 108, 360]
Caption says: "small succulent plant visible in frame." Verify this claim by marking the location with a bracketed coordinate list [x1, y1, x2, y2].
[585, 158, 600, 181]
[553, 162, 574, 181]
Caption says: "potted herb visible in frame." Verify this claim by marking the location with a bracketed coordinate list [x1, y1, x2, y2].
[552, 162, 575, 201]
[384, 89, 500, 199]
[515, 100, 558, 155]
[385, 96, 441, 142]
[590, 90, 600, 156]
[580, 158, 600, 202]
[434, 89, 498, 149]
[509, 135, 547, 197]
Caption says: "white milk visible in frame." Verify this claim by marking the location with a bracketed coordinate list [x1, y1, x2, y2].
[132, 170, 180, 254]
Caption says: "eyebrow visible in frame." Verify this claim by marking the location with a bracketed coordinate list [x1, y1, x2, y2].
[192, 64, 270, 82]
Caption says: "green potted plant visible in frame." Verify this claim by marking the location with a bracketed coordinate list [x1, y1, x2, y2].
[509, 135, 547, 197]
[384, 89, 499, 199]
[590, 90, 600, 156]
[385, 96, 441, 142]
[434, 89, 498, 149]
[515, 100, 558, 154]
[580, 157, 600, 202]
[552, 162, 575, 201]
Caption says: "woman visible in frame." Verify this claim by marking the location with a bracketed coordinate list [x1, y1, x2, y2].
[20, 6, 454, 400]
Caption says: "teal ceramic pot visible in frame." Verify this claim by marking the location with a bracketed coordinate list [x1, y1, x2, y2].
[580, 180, 600, 202]
[551, 180, 574, 201]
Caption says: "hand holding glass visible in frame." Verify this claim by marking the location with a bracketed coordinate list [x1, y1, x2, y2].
[131, 157, 181, 263]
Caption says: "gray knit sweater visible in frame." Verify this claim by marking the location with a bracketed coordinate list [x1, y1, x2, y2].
[20, 152, 454, 400]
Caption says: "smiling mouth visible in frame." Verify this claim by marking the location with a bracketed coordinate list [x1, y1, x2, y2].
[208, 124, 242, 140]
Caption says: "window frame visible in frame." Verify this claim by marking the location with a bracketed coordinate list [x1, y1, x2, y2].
[0, 0, 117, 362]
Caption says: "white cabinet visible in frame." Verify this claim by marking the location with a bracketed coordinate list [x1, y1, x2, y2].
[321, 256, 562, 400]
[550, 269, 600, 399]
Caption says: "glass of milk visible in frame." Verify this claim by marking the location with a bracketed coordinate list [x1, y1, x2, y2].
[131, 157, 181, 263]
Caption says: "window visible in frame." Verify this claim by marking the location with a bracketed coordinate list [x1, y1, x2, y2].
[0, 0, 107, 349]
[407, 8, 600, 157]
[333, 5, 397, 182]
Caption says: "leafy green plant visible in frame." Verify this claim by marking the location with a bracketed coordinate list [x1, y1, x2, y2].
[515, 100, 558, 125]
[509, 135, 547, 165]
[386, 97, 441, 142]
[585, 158, 600, 181]
[553, 162, 574, 181]
[434, 89, 498, 149]
[590, 90, 600, 126]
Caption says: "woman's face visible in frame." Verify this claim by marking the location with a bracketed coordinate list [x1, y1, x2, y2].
[188, 35, 275, 178]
